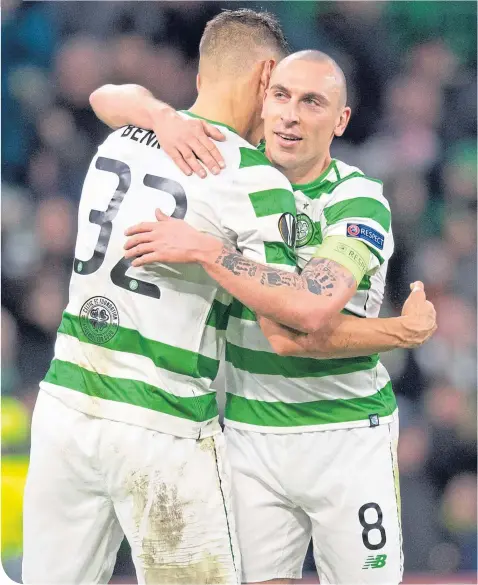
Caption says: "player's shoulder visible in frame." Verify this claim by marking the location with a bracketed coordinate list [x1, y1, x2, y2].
[333, 159, 383, 189]
[176, 113, 289, 183]
[98, 124, 165, 161]
[177, 111, 247, 169]
[330, 159, 389, 207]
[232, 140, 293, 195]
[324, 160, 392, 241]
[213, 133, 295, 217]
[204, 123, 276, 178]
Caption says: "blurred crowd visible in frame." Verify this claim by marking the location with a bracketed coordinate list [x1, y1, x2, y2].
[1, 1, 477, 582]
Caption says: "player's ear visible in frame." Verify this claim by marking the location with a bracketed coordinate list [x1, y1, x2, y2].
[261, 81, 272, 120]
[334, 107, 351, 137]
[261, 90, 268, 118]
[259, 59, 275, 92]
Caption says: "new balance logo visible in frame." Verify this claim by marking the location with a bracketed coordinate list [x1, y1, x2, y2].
[362, 554, 387, 569]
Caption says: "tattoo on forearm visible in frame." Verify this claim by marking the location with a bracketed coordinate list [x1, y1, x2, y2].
[220, 252, 251, 275]
[302, 258, 355, 296]
[215, 247, 355, 296]
[216, 247, 304, 288]
[260, 270, 303, 288]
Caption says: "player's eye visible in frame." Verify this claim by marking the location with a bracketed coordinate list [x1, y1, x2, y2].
[304, 97, 320, 107]
[274, 91, 287, 100]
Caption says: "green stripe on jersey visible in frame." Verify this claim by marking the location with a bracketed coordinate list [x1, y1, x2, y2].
[310, 221, 323, 246]
[229, 300, 369, 323]
[358, 274, 371, 291]
[226, 341, 378, 378]
[295, 172, 383, 201]
[205, 300, 231, 331]
[229, 300, 256, 321]
[327, 172, 383, 189]
[225, 381, 396, 427]
[59, 312, 219, 380]
[324, 197, 391, 232]
[249, 188, 296, 217]
[265, 242, 297, 266]
[332, 160, 341, 180]
[45, 359, 218, 422]
[239, 147, 273, 169]
[369, 246, 385, 265]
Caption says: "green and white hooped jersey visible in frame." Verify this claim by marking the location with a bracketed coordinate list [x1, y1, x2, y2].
[41, 114, 297, 439]
[224, 158, 397, 433]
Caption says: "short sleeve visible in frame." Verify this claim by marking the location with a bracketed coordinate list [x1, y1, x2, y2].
[321, 176, 393, 275]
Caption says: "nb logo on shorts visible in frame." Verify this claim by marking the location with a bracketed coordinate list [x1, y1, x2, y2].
[362, 554, 387, 569]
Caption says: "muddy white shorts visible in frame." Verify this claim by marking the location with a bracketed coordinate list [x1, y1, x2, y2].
[225, 413, 402, 585]
[23, 390, 240, 585]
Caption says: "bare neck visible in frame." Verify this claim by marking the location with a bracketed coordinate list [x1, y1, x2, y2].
[190, 83, 253, 140]
[270, 150, 333, 185]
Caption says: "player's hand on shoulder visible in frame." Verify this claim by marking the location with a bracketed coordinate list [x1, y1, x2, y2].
[154, 109, 226, 179]
[124, 209, 222, 266]
[400, 281, 437, 348]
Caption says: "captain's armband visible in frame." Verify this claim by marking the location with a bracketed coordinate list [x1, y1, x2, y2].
[313, 236, 371, 285]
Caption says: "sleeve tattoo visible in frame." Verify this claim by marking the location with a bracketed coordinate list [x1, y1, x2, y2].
[215, 247, 356, 295]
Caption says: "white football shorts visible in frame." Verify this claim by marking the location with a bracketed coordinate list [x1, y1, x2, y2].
[225, 412, 402, 584]
[23, 390, 240, 585]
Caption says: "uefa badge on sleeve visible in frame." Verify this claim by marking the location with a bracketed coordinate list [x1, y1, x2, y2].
[278, 213, 297, 248]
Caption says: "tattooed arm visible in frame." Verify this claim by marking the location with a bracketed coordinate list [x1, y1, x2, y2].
[199, 247, 357, 333]
[123, 210, 438, 350]
[124, 211, 357, 333]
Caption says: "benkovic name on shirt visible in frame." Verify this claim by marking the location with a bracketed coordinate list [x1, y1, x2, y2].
[121, 125, 161, 149]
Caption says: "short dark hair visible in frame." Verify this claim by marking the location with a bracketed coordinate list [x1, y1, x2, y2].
[200, 8, 290, 61]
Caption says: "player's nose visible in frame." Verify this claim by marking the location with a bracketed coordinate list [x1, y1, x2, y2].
[281, 102, 300, 125]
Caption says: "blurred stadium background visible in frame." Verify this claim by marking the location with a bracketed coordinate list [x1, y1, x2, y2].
[1, 1, 477, 583]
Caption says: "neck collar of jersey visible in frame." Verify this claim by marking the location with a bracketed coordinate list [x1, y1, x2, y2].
[291, 159, 337, 191]
[180, 110, 239, 135]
